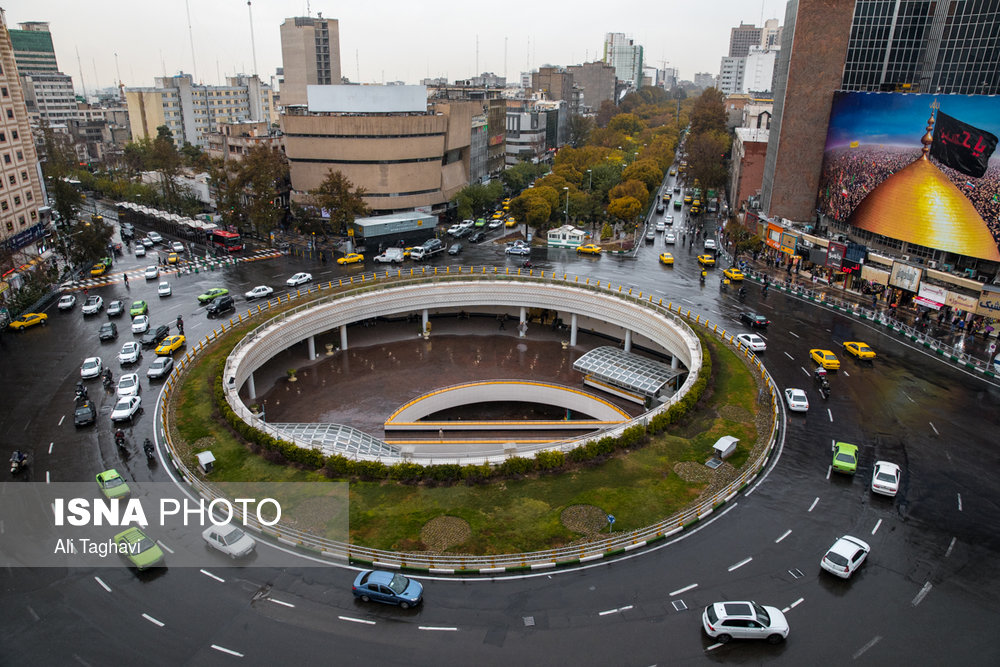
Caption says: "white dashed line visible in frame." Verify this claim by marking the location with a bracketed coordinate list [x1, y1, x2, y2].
[828, 409, 833, 422]
[338, 616, 376, 625]
[48, 442, 54, 455]
[788, 331, 800, 338]
[670, 583, 698, 596]
[46, 471, 50, 483]
[945, 537, 957, 558]
[727, 557, 752, 572]
[929, 422, 939, 435]
[853, 635, 882, 659]
[26, 606, 39, 621]
[808, 497, 819, 512]
[156, 540, 174, 554]
[142, 613, 165, 627]
[801, 366, 810, 375]
[94, 576, 111, 592]
[705, 642, 724, 652]
[871, 519, 882, 535]
[58, 416, 65, 426]
[842, 370, 850, 377]
[211, 645, 245, 657]
[784, 352, 794, 360]
[268, 598, 295, 608]
[826, 466, 832, 480]
[419, 626, 458, 631]
[789, 597, 803, 609]
[598, 605, 633, 616]
[199, 569, 224, 583]
[911, 582, 933, 607]
[775, 529, 792, 543]
[957, 494, 963, 511]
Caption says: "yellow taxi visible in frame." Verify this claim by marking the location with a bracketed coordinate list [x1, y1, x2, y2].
[658, 252, 674, 265]
[492, 211, 504, 220]
[155, 334, 186, 356]
[403, 247, 415, 258]
[669, 167, 676, 175]
[697, 254, 716, 266]
[502, 198, 511, 210]
[505, 217, 518, 228]
[337, 252, 364, 265]
[810, 349, 841, 370]
[692, 199, 702, 208]
[90, 263, 109, 277]
[8, 312, 48, 330]
[683, 195, 693, 205]
[167, 253, 179, 264]
[576, 244, 602, 255]
[843, 341, 876, 360]
[722, 267, 744, 281]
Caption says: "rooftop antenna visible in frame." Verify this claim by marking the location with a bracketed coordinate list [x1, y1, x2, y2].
[75, 47, 88, 101]
[114, 52, 124, 100]
[247, 1, 259, 77]
[185, 0, 199, 82]
[91, 57, 100, 96]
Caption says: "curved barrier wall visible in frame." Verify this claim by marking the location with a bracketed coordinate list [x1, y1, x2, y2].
[157, 266, 780, 573]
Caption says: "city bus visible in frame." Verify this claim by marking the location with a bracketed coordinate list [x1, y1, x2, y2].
[210, 229, 244, 252]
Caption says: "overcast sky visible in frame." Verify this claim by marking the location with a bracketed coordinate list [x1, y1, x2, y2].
[3, 1, 785, 92]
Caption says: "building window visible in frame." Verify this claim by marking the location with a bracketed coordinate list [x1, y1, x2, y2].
[11, 130, 18, 139]
[20, 170, 26, 181]
[1, 200, 7, 210]
[2, 154, 9, 164]
[5, 109, 11, 119]
[30, 210, 37, 221]
[18, 215, 25, 226]
[15, 150, 23, 161]
[4, 221, 11, 231]
[0, 87, 7, 98]
[13, 195, 20, 206]
[0, 132, 5, 142]
[8, 175, 15, 185]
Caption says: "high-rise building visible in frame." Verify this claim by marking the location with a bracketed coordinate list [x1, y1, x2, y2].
[567, 62, 616, 113]
[603, 33, 643, 87]
[532, 66, 580, 115]
[762, 0, 1000, 222]
[761, 18, 783, 49]
[694, 72, 717, 89]
[8, 21, 77, 126]
[718, 57, 745, 95]
[279, 16, 342, 107]
[729, 22, 763, 58]
[0, 12, 49, 270]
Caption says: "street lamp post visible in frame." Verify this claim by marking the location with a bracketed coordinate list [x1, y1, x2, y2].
[563, 187, 570, 225]
[586, 169, 592, 190]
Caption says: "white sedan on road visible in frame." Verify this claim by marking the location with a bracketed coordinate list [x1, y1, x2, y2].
[871, 460, 901, 497]
[81, 356, 103, 379]
[736, 332, 766, 352]
[286, 272, 312, 287]
[784, 388, 809, 412]
[202, 523, 257, 559]
[116, 373, 141, 398]
[143, 265, 159, 280]
[245, 285, 274, 300]
[820, 535, 870, 579]
[110, 395, 142, 422]
[118, 341, 142, 365]
[664, 231, 676, 245]
[157, 281, 172, 297]
[131, 315, 150, 334]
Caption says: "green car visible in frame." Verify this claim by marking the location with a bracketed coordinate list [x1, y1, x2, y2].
[129, 300, 148, 317]
[96, 469, 130, 499]
[197, 287, 229, 304]
[832, 441, 859, 474]
[114, 527, 165, 570]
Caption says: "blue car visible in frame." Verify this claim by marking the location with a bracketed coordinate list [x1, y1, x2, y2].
[352, 570, 423, 609]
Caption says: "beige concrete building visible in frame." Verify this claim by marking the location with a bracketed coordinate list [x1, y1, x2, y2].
[567, 61, 616, 113]
[205, 120, 284, 161]
[0, 12, 48, 273]
[280, 16, 341, 107]
[282, 86, 474, 214]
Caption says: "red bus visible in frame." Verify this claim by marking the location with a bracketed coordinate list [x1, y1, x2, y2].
[210, 229, 243, 252]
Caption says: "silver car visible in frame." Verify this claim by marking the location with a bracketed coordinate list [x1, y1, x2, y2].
[202, 523, 256, 559]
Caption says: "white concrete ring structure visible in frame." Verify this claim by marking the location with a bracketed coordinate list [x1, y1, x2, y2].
[223, 279, 703, 464]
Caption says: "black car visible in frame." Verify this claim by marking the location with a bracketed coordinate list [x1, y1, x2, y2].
[140, 324, 171, 348]
[98, 322, 118, 341]
[206, 295, 235, 317]
[107, 300, 125, 318]
[740, 312, 770, 329]
[73, 399, 96, 427]
[468, 230, 485, 243]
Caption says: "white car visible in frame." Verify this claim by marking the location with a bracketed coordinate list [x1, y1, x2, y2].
[131, 315, 150, 334]
[202, 523, 257, 559]
[245, 285, 274, 300]
[458, 219, 475, 230]
[488, 218, 504, 229]
[118, 341, 142, 365]
[871, 460, 901, 497]
[146, 356, 174, 380]
[157, 281, 172, 297]
[134, 245, 146, 257]
[665, 215, 674, 225]
[110, 395, 142, 422]
[82, 295, 104, 315]
[702, 601, 788, 644]
[704, 238, 717, 250]
[58, 294, 77, 310]
[655, 221, 666, 232]
[736, 332, 766, 352]
[446, 223, 463, 235]
[171, 241, 184, 253]
[505, 244, 530, 256]
[140, 237, 154, 248]
[286, 272, 312, 287]
[664, 231, 676, 245]
[116, 373, 141, 398]
[143, 265, 159, 280]
[784, 388, 809, 412]
[820, 535, 870, 579]
[147, 231, 163, 244]
[81, 356, 103, 379]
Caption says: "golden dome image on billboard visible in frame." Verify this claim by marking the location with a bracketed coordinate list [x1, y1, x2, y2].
[817, 92, 1000, 262]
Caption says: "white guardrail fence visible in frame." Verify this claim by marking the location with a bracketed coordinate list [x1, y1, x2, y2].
[158, 264, 781, 574]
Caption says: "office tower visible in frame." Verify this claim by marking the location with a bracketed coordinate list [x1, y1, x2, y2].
[8, 21, 76, 125]
[603, 33, 643, 87]
[729, 22, 763, 58]
[279, 15, 342, 107]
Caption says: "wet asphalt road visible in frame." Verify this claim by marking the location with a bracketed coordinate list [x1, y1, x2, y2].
[2, 189, 1000, 665]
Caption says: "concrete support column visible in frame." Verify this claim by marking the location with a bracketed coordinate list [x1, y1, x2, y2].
[570, 313, 578, 346]
[624, 329, 632, 352]
[246, 372, 256, 400]
[340, 324, 348, 351]
[519, 306, 527, 338]
[422, 309, 429, 330]
[671, 355, 679, 369]
[307, 335, 316, 361]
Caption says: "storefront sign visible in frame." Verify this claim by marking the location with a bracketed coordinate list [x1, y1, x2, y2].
[780, 232, 797, 254]
[889, 262, 922, 292]
[977, 284, 1000, 317]
[945, 291, 979, 312]
[860, 265, 890, 284]
[765, 223, 782, 249]
[826, 241, 846, 269]
[918, 283, 948, 303]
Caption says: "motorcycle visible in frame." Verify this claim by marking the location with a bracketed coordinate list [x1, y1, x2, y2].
[143, 438, 156, 462]
[738, 287, 747, 302]
[75, 382, 89, 401]
[522, 260, 532, 269]
[818, 379, 831, 400]
[10, 451, 27, 475]
[115, 430, 127, 451]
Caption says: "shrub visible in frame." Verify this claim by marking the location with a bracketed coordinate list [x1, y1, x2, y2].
[426, 463, 462, 482]
[355, 459, 388, 481]
[389, 461, 425, 482]
[499, 456, 535, 478]
[534, 450, 565, 471]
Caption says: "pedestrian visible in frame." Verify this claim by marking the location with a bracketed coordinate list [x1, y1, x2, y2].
[498, 314, 506, 330]
[123, 273, 129, 287]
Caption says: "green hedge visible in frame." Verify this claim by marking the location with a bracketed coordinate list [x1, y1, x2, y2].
[211, 334, 716, 485]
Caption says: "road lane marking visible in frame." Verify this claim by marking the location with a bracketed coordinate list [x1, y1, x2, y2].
[48, 442, 54, 454]
[903, 393, 915, 403]
[945, 537, 956, 558]
[789, 597, 803, 609]
[94, 576, 111, 592]
[142, 613, 165, 627]
[211, 645, 244, 657]
[338, 616, 376, 625]
[26, 606, 39, 621]
[801, 366, 809, 375]
[419, 626, 458, 631]
[706, 642, 724, 652]
[826, 466, 832, 480]
[598, 605, 633, 616]
[46, 471, 50, 483]
[871, 519, 882, 535]
[808, 497, 819, 512]
[911, 582, 932, 607]
[788, 331, 800, 338]
[828, 409, 833, 422]
[929, 422, 939, 435]
[784, 352, 794, 360]
[670, 583, 698, 596]
[268, 598, 295, 608]
[843, 370, 850, 377]
[200, 569, 225, 583]
[156, 540, 174, 554]
[853, 635, 882, 659]
[957, 494, 962, 511]
[58, 416, 65, 426]
[727, 557, 752, 572]
[775, 529, 792, 543]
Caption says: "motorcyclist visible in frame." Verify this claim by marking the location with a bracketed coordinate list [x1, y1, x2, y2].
[176, 315, 184, 334]
[700, 269, 707, 283]
[738, 286, 747, 299]
[523, 260, 532, 269]
[143, 438, 155, 459]
[10, 449, 25, 465]
[115, 429, 126, 446]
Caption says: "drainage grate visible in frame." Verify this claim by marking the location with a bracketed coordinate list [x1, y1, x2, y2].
[523, 616, 535, 627]
[788, 568, 804, 579]
[705, 458, 723, 470]
[672, 600, 688, 612]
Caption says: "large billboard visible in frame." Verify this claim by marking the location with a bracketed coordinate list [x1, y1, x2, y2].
[816, 92, 1000, 261]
